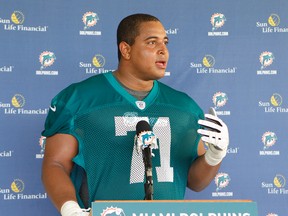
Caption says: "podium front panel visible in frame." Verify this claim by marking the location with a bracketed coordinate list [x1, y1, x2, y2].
[92, 200, 258, 216]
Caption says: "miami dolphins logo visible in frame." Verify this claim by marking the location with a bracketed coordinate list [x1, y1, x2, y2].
[135, 130, 158, 155]
[259, 51, 274, 69]
[213, 92, 228, 109]
[262, 132, 277, 150]
[39, 51, 56, 70]
[123, 112, 138, 126]
[39, 136, 47, 154]
[211, 13, 226, 31]
[82, 12, 99, 30]
[215, 173, 231, 191]
[101, 207, 126, 216]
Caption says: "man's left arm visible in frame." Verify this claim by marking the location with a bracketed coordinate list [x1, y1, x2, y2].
[187, 108, 229, 191]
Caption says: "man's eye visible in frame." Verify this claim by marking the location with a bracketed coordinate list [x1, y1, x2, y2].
[148, 41, 156, 45]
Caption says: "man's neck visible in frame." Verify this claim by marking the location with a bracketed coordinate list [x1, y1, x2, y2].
[113, 71, 150, 100]
[113, 69, 153, 92]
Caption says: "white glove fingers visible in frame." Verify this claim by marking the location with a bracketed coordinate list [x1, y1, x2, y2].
[198, 128, 227, 150]
[198, 130, 219, 145]
[204, 114, 223, 126]
[198, 119, 222, 132]
[197, 128, 213, 137]
[199, 108, 229, 166]
[201, 136, 213, 145]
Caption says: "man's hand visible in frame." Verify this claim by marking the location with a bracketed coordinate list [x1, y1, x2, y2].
[197, 108, 229, 166]
[61, 201, 91, 216]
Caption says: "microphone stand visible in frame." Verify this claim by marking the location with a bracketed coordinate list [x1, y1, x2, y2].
[143, 146, 153, 200]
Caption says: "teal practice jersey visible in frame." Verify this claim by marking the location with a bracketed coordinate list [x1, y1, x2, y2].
[42, 72, 204, 205]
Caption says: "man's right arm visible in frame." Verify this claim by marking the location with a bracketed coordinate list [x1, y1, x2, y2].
[41, 133, 79, 212]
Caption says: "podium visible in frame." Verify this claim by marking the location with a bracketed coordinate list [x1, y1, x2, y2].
[92, 200, 258, 216]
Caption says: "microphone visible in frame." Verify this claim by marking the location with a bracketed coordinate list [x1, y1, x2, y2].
[135, 120, 157, 200]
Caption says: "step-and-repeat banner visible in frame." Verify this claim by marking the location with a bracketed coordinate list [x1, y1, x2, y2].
[1, 0, 287, 215]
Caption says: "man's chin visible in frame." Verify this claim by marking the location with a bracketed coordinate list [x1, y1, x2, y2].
[155, 70, 166, 79]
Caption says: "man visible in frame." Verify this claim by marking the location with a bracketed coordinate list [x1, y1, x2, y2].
[41, 13, 229, 216]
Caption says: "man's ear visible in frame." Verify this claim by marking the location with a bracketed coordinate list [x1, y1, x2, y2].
[119, 41, 131, 60]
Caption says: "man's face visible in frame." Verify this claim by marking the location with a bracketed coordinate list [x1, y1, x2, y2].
[129, 21, 169, 81]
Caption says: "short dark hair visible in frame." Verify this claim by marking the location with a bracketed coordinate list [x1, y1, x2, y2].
[117, 13, 160, 61]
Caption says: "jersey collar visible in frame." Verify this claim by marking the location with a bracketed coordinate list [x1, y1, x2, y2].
[104, 72, 159, 111]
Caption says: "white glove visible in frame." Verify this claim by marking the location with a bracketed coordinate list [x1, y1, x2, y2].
[197, 108, 229, 166]
[61, 201, 90, 216]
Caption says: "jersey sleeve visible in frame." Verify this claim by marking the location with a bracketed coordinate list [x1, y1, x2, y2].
[41, 88, 74, 137]
[194, 99, 204, 149]
[183, 93, 205, 160]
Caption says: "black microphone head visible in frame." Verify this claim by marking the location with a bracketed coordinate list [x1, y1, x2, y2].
[136, 120, 151, 135]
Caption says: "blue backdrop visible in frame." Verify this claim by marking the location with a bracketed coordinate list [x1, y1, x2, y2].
[1, 1, 287, 215]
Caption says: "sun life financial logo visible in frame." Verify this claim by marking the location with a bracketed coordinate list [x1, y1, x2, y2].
[190, 55, 236, 74]
[0, 141, 13, 158]
[259, 93, 288, 113]
[0, 150, 13, 157]
[256, 13, 288, 33]
[259, 131, 279, 156]
[79, 54, 113, 74]
[212, 172, 233, 197]
[208, 13, 228, 36]
[0, 65, 14, 73]
[36, 51, 58, 75]
[257, 51, 277, 75]
[262, 174, 288, 195]
[1, 11, 48, 32]
[1, 94, 48, 115]
[1, 179, 47, 200]
[79, 12, 101, 36]
[165, 27, 179, 35]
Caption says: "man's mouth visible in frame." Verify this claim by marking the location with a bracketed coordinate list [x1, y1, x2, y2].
[156, 61, 167, 69]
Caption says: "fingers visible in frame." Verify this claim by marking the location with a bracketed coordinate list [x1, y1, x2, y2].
[205, 114, 223, 126]
[198, 119, 221, 133]
[197, 113, 229, 151]
[197, 129, 220, 144]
